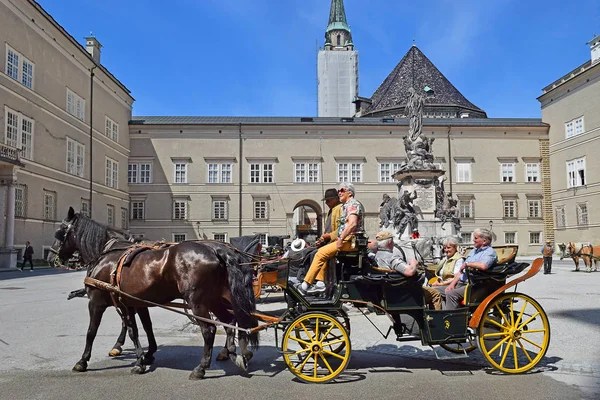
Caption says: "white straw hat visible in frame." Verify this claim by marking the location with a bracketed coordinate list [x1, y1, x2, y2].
[291, 238, 306, 252]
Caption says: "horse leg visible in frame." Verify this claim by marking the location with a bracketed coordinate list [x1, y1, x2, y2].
[136, 307, 157, 365]
[73, 299, 107, 372]
[123, 307, 147, 374]
[215, 326, 236, 362]
[109, 316, 127, 357]
[574, 257, 580, 271]
[189, 319, 216, 380]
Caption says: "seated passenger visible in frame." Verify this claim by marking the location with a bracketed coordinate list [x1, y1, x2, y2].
[430, 237, 465, 292]
[299, 182, 364, 295]
[370, 231, 442, 310]
[442, 228, 498, 310]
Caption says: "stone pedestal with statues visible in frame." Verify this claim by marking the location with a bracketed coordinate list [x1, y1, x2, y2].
[392, 169, 458, 241]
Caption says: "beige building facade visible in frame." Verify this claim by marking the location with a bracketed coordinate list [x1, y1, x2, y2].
[0, 0, 133, 268]
[128, 117, 549, 255]
[538, 35, 600, 244]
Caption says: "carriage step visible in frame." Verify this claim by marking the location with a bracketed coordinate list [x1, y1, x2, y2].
[430, 345, 469, 360]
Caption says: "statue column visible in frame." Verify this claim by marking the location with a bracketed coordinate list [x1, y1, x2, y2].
[5, 182, 15, 248]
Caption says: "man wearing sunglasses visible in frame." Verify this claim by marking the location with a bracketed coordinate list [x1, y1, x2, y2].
[299, 182, 364, 295]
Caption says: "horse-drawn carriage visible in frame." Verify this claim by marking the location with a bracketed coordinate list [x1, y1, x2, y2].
[52, 207, 550, 383]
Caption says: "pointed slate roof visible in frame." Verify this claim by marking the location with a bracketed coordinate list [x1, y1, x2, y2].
[362, 46, 486, 118]
[326, 0, 351, 33]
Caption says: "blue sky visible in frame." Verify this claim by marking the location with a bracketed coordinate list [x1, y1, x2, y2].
[41, 0, 600, 118]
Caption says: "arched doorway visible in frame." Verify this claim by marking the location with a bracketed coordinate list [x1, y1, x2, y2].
[292, 200, 323, 244]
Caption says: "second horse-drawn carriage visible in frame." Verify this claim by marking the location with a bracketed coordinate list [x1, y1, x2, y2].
[52, 208, 550, 383]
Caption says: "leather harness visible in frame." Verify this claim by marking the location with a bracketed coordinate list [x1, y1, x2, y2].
[108, 242, 175, 310]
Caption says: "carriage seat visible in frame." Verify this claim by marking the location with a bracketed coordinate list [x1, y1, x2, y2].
[335, 232, 370, 264]
[468, 262, 529, 282]
[348, 271, 422, 287]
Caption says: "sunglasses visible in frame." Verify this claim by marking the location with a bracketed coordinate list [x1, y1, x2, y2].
[337, 188, 346, 194]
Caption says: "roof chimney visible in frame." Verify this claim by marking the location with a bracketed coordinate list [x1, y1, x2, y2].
[588, 33, 600, 64]
[84, 34, 102, 64]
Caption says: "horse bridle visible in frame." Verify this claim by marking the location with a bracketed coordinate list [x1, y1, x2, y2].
[49, 219, 77, 268]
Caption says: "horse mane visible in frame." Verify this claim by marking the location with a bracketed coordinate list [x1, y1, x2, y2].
[73, 213, 112, 263]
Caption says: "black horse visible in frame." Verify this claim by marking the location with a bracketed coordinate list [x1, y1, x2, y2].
[52, 207, 258, 379]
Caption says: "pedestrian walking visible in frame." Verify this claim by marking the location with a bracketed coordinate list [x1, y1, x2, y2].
[21, 241, 34, 271]
[541, 239, 554, 274]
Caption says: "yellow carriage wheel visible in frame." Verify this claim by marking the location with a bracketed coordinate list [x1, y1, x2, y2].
[282, 312, 351, 383]
[477, 292, 550, 373]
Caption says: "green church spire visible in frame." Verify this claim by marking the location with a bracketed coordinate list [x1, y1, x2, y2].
[324, 0, 353, 48]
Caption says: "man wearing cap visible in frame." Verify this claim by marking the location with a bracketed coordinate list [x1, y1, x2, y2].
[541, 239, 554, 275]
[300, 182, 364, 295]
[315, 188, 342, 247]
[370, 231, 441, 310]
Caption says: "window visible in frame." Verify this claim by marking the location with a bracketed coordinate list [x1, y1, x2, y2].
[212, 199, 228, 220]
[66, 88, 85, 121]
[5, 45, 34, 89]
[459, 199, 474, 219]
[456, 162, 472, 183]
[66, 138, 85, 177]
[4, 107, 34, 160]
[379, 162, 402, 182]
[131, 201, 145, 220]
[555, 206, 566, 228]
[254, 200, 268, 220]
[565, 117, 584, 138]
[249, 163, 274, 183]
[294, 162, 320, 183]
[525, 163, 540, 182]
[207, 163, 232, 183]
[258, 234, 268, 246]
[213, 233, 227, 242]
[337, 163, 362, 182]
[500, 163, 515, 182]
[107, 205, 115, 226]
[174, 162, 188, 183]
[81, 198, 90, 217]
[173, 234, 187, 242]
[529, 232, 541, 244]
[528, 199, 541, 218]
[577, 203, 588, 226]
[121, 208, 128, 229]
[503, 199, 517, 218]
[105, 157, 118, 188]
[173, 200, 188, 220]
[504, 232, 516, 244]
[128, 163, 152, 184]
[105, 116, 119, 141]
[460, 232, 472, 243]
[15, 184, 26, 217]
[567, 158, 585, 188]
[43, 190, 56, 220]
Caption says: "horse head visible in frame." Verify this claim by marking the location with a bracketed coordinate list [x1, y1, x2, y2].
[50, 206, 79, 266]
[51, 206, 113, 266]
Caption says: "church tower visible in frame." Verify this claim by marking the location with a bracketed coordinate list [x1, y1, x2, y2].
[317, 0, 359, 117]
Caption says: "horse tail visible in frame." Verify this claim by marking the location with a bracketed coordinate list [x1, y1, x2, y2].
[214, 247, 259, 349]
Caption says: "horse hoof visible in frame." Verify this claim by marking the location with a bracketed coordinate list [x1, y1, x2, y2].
[216, 349, 228, 361]
[143, 355, 155, 365]
[131, 365, 146, 375]
[109, 347, 122, 357]
[231, 354, 248, 371]
[243, 350, 254, 362]
[189, 369, 205, 380]
[72, 362, 87, 372]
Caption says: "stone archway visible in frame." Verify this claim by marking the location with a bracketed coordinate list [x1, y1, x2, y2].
[292, 199, 323, 243]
